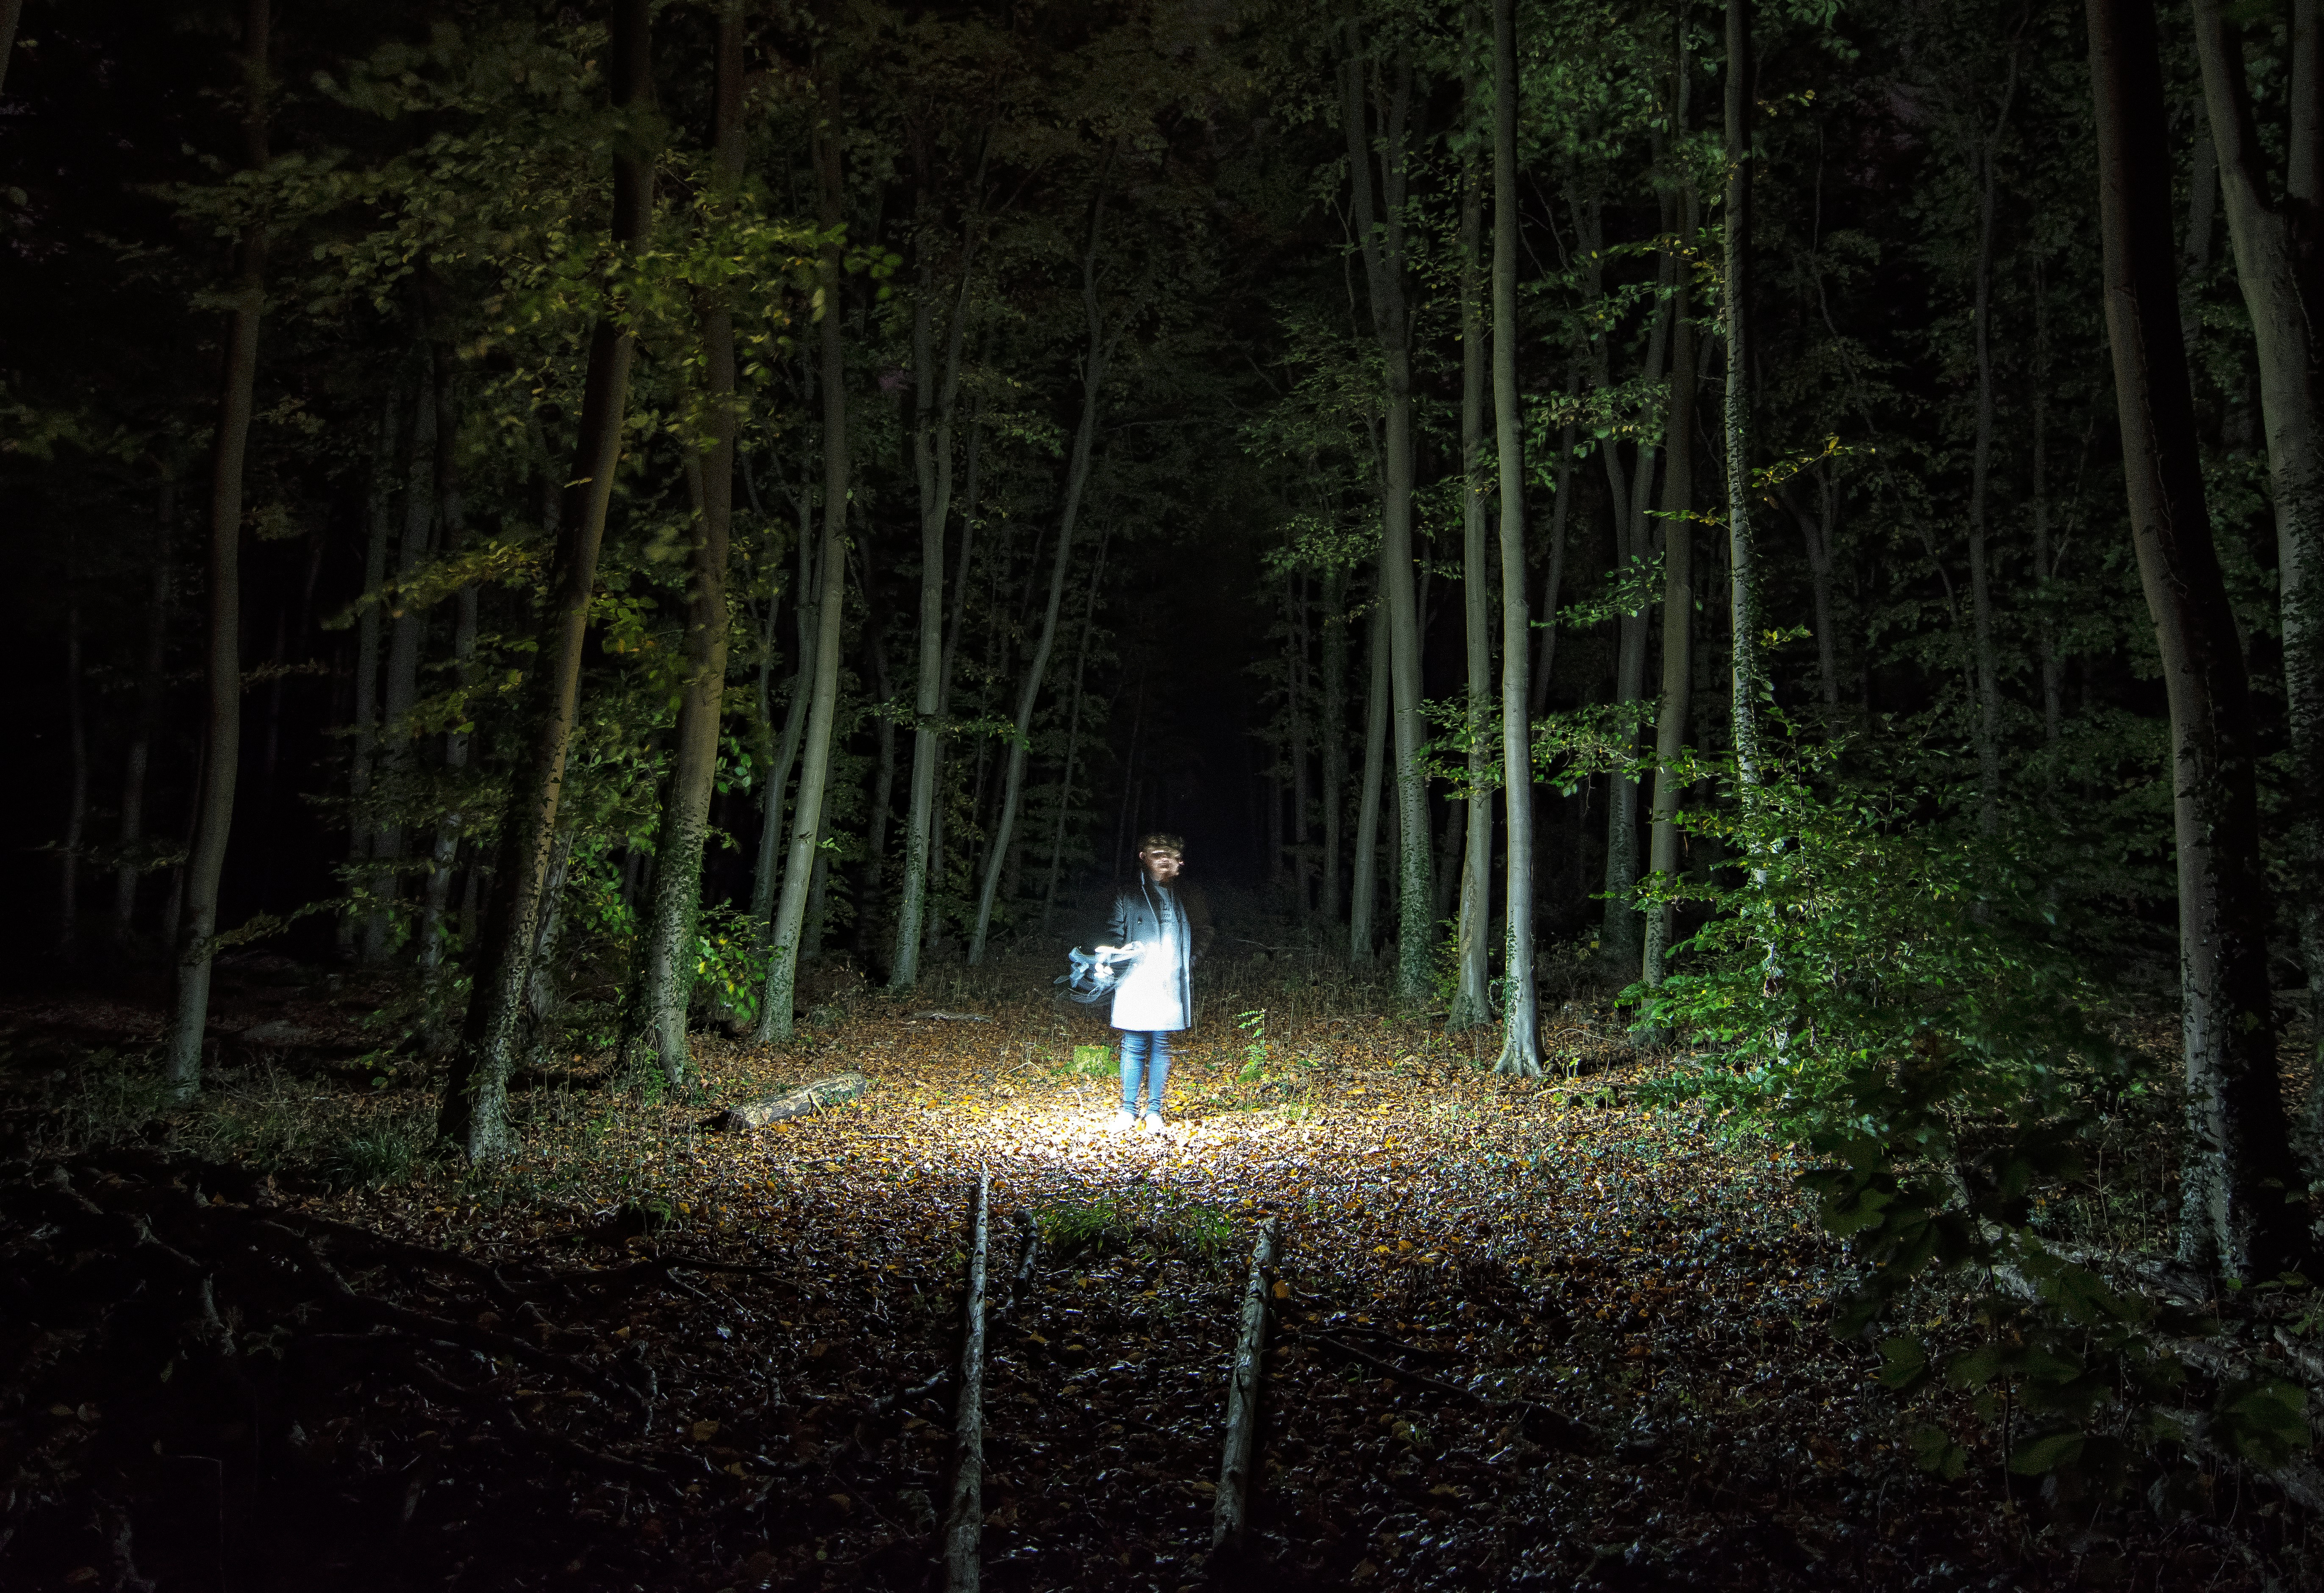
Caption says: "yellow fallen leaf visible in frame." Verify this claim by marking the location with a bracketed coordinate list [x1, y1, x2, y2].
[1272, 1280, 1290, 1298]
[693, 1419, 720, 1440]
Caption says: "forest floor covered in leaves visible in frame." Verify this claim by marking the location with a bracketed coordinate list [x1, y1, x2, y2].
[0, 948, 2313, 1591]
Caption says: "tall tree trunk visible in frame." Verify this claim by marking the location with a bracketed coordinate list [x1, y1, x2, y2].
[61, 590, 86, 958]
[0, 0, 22, 94]
[1528, 371, 1579, 717]
[894, 150, 983, 989]
[366, 362, 437, 962]
[2188, 0, 2324, 1119]
[1043, 531, 1109, 929]
[1451, 124, 1494, 1030]
[1344, 30, 1431, 998]
[117, 482, 174, 947]
[1288, 571, 1316, 914]
[344, 386, 398, 961]
[620, 6, 743, 1089]
[1350, 598, 1388, 961]
[440, 0, 655, 1154]
[419, 360, 473, 990]
[2031, 263, 2065, 748]
[2088, 0, 2306, 1279]
[968, 155, 1117, 965]
[1965, 57, 2021, 833]
[167, 0, 269, 1098]
[1643, 189, 1701, 995]
[1320, 562, 1348, 927]
[1491, 0, 1540, 1075]
[756, 46, 851, 1041]
[1723, 0, 1763, 798]
[751, 457, 818, 932]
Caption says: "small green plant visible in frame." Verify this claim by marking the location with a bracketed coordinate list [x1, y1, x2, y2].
[322, 1113, 434, 1189]
[1067, 1044, 1114, 1077]
[1236, 1008, 1268, 1080]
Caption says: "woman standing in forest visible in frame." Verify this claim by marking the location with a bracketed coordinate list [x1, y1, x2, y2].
[1098, 833, 1213, 1133]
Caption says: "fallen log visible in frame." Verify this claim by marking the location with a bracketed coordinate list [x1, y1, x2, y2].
[874, 1209, 1039, 1419]
[941, 1169, 991, 1593]
[910, 1010, 991, 1022]
[1212, 1218, 1281, 1558]
[711, 1072, 869, 1130]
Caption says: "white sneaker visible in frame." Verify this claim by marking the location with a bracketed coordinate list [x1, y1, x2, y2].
[1108, 1107, 1137, 1133]
[1141, 1111, 1166, 1135]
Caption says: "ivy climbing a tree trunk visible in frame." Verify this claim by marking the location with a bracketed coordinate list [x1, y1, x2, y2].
[439, 0, 656, 1155]
[166, 0, 269, 1101]
[2086, 0, 2308, 1280]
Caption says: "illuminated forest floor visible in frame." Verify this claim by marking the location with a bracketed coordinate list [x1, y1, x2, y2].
[0, 950, 2307, 1591]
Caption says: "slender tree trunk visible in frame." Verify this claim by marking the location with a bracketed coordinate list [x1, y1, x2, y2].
[968, 156, 1117, 965]
[752, 464, 818, 932]
[61, 592, 86, 958]
[894, 189, 978, 988]
[1043, 530, 1108, 929]
[2032, 264, 2065, 748]
[166, 0, 268, 1099]
[365, 364, 436, 961]
[1452, 127, 1494, 1029]
[621, 6, 742, 1088]
[419, 361, 474, 994]
[1320, 562, 1348, 927]
[1965, 57, 2021, 833]
[1529, 374, 1579, 717]
[117, 483, 173, 947]
[2088, 0, 2306, 1279]
[440, 1, 655, 1154]
[757, 50, 851, 1041]
[0, 0, 22, 95]
[1351, 598, 1388, 962]
[1288, 572, 1316, 914]
[2188, 0, 2324, 1116]
[1723, 0, 1763, 798]
[344, 388, 398, 961]
[1491, 0, 1541, 1075]
[1643, 192, 1701, 995]
[1344, 31, 1430, 998]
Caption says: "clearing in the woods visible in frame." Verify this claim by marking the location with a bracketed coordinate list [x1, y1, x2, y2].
[0, 952, 2282, 1591]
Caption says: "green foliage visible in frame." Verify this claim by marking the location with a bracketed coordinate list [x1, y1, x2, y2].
[1638, 746, 2302, 1507]
[691, 902, 771, 1026]
[1035, 1190, 1233, 1260]
[321, 1112, 436, 1190]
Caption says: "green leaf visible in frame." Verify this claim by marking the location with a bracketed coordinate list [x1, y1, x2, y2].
[1944, 1343, 2004, 1389]
[1908, 1423, 1968, 1479]
[1876, 1336, 1930, 1393]
[2007, 1430, 2085, 1475]
[2214, 1379, 2310, 1468]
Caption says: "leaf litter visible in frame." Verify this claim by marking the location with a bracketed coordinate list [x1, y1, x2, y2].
[0, 955, 2302, 1590]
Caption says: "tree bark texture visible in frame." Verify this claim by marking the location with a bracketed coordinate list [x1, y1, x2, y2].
[942, 1170, 990, 1593]
[1492, 0, 1541, 1076]
[622, 6, 743, 1088]
[166, 0, 269, 1098]
[1722, 0, 1763, 798]
[1452, 139, 1494, 1031]
[1350, 598, 1388, 962]
[1211, 1218, 1280, 1556]
[2188, 0, 2324, 1113]
[1344, 29, 1432, 999]
[757, 51, 852, 1040]
[439, 0, 654, 1154]
[2087, 0, 2306, 1280]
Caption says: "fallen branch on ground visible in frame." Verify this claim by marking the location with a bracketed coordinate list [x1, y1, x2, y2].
[941, 1169, 991, 1593]
[1211, 1218, 1280, 1560]
[711, 1072, 870, 1130]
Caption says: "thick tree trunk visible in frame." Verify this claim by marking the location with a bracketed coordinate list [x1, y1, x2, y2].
[1344, 31, 1431, 999]
[1452, 143, 1494, 1030]
[1350, 599, 1388, 962]
[757, 51, 853, 1040]
[1723, 0, 1763, 797]
[1643, 194, 1700, 994]
[117, 483, 173, 947]
[166, 0, 268, 1099]
[1491, 0, 1541, 1075]
[2088, 0, 2306, 1279]
[2188, 0, 2324, 1119]
[968, 157, 1116, 965]
[439, 1, 655, 1154]
[621, 7, 743, 1089]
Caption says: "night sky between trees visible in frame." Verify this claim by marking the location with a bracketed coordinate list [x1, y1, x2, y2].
[5, 0, 2324, 1588]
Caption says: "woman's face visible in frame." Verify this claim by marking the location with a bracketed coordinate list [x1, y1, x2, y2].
[1139, 848, 1183, 884]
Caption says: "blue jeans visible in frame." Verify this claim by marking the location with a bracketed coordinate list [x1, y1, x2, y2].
[1118, 1031, 1173, 1115]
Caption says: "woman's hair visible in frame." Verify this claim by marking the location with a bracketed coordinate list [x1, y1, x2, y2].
[1136, 831, 1187, 857]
